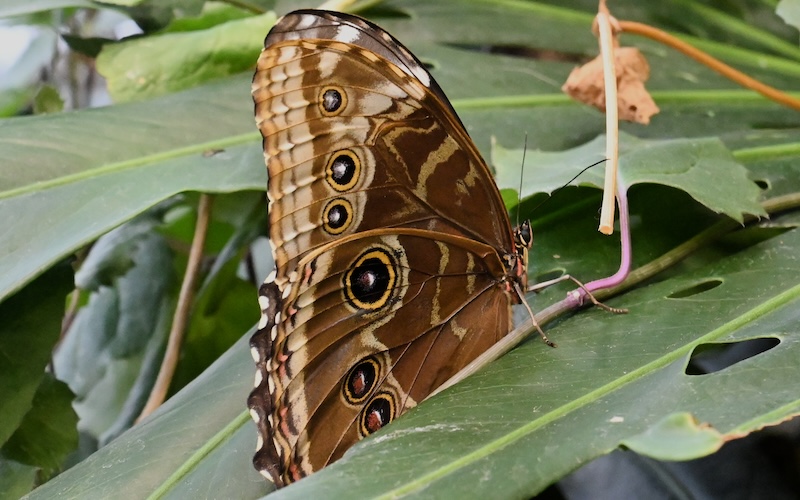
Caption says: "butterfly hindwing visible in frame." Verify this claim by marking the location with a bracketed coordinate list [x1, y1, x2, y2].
[255, 229, 513, 482]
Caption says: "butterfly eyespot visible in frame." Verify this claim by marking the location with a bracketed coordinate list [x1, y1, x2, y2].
[343, 247, 397, 311]
[322, 198, 353, 235]
[343, 356, 381, 404]
[360, 392, 395, 436]
[319, 86, 347, 116]
[325, 150, 360, 192]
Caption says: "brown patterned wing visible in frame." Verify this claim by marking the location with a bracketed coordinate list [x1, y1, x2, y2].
[250, 229, 515, 485]
[248, 10, 527, 487]
[252, 9, 515, 290]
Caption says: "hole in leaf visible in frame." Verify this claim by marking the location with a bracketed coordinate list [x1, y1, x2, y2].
[667, 279, 722, 299]
[685, 338, 780, 375]
[754, 179, 769, 190]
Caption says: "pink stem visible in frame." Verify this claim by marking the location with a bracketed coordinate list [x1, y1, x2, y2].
[569, 181, 631, 305]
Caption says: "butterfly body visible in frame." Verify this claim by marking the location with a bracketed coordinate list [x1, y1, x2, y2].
[249, 10, 532, 486]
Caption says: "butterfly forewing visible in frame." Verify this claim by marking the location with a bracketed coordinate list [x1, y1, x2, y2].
[253, 14, 514, 279]
[249, 10, 528, 486]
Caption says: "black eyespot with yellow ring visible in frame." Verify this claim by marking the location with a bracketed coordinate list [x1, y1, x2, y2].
[343, 247, 396, 311]
[319, 86, 347, 116]
[322, 198, 353, 235]
[343, 356, 381, 405]
[325, 150, 360, 192]
[360, 392, 395, 436]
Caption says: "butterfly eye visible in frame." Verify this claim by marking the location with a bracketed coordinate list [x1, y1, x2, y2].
[343, 356, 380, 404]
[322, 198, 353, 235]
[325, 150, 360, 191]
[360, 392, 395, 436]
[319, 86, 347, 116]
[343, 247, 397, 311]
[516, 220, 533, 249]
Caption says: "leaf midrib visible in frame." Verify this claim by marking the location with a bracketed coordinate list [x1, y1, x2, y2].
[0, 131, 259, 201]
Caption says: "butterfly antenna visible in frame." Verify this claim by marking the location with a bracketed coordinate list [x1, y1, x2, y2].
[516, 133, 528, 228]
[530, 158, 607, 214]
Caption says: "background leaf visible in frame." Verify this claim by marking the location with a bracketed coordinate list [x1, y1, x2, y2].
[2, 375, 78, 476]
[493, 134, 766, 221]
[97, 12, 276, 101]
[53, 207, 176, 447]
[0, 266, 73, 445]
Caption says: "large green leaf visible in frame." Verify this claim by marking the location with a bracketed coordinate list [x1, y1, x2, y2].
[2, 0, 799, 498]
[27, 225, 800, 497]
[0, 74, 264, 303]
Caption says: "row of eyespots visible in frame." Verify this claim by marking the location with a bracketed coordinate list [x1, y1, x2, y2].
[343, 356, 396, 437]
[323, 86, 397, 437]
[320, 86, 359, 236]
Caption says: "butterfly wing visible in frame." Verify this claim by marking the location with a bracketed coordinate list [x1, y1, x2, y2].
[250, 229, 514, 484]
[252, 9, 516, 286]
[249, 10, 525, 486]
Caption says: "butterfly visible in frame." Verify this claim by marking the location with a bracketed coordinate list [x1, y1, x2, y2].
[248, 9, 538, 487]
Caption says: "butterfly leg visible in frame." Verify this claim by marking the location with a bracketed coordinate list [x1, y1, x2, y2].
[513, 283, 556, 348]
[528, 275, 628, 314]
[527, 273, 572, 292]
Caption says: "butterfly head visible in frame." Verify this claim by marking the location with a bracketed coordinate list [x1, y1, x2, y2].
[515, 220, 533, 251]
[504, 219, 533, 292]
